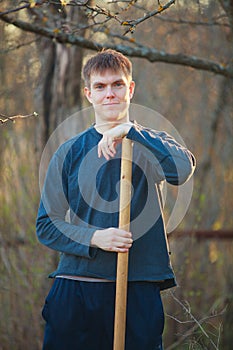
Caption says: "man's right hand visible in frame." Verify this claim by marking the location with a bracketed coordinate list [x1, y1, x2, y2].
[97, 122, 133, 160]
[91, 228, 133, 253]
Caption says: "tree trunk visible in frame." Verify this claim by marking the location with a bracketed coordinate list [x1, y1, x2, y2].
[33, 4, 89, 149]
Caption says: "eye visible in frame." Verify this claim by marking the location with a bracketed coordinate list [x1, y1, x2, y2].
[95, 84, 104, 90]
[114, 81, 124, 88]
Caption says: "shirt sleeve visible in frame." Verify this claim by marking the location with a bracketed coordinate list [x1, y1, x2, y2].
[36, 149, 97, 258]
[127, 123, 196, 185]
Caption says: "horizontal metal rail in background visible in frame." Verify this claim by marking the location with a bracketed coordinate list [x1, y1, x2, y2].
[168, 230, 233, 239]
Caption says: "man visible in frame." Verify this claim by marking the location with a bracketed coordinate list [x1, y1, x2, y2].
[36, 49, 196, 350]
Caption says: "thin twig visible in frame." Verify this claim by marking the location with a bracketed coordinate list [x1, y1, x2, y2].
[0, 112, 39, 124]
[154, 15, 230, 27]
[0, 4, 30, 16]
[91, 27, 144, 47]
[122, 0, 175, 26]
[0, 0, 47, 16]
[0, 38, 39, 55]
[166, 307, 226, 325]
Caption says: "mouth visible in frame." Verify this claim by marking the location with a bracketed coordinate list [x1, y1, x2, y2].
[103, 102, 120, 105]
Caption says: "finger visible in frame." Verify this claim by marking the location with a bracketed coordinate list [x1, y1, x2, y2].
[116, 247, 130, 253]
[117, 242, 133, 249]
[114, 236, 133, 244]
[108, 141, 116, 156]
[116, 230, 132, 238]
[104, 145, 115, 158]
[101, 146, 110, 161]
[98, 142, 110, 160]
[105, 138, 116, 157]
[100, 144, 115, 160]
[97, 139, 110, 160]
[108, 247, 130, 253]
[98, 144, 102, 158]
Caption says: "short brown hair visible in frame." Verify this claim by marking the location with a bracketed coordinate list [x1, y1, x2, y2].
[82, 49, 132, 88]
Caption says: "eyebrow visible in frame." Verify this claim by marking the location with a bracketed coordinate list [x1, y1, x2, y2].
[92, 81, 105, 87]
[92, 79, 125, 87]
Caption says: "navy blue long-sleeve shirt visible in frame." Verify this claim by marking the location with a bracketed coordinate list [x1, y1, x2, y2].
[36, 122, 195, 290]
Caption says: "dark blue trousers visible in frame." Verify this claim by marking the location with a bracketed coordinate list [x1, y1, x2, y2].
[42, 278, 164, 350]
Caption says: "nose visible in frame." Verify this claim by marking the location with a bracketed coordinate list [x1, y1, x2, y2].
[106, 85, 115, 99]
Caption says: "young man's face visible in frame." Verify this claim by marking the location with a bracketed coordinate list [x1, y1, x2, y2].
[84, 69, 135, 126]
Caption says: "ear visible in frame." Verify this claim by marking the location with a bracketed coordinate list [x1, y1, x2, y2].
[129, 81, 135, 99]
[84, 87, 93, 104]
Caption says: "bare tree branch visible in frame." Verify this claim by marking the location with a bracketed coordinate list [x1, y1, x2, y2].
[126, 0, 175, 25]
[47, 0, 174, 31]
[154, 15, 230, 28]
[0, 38, 39, 54]
[1, 13, 232, 78]
[0, 0, 48, 16]
[0, 4, 30, 16]
[92, 26, 144, 47]
[0, 112, 39, 124]
[116, 0, 176, 34]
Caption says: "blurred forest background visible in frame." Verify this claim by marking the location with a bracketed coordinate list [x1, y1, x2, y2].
[0, 0, 232, 349]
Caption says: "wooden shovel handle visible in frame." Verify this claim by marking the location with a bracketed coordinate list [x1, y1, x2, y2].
[113, 137, 133, 350]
